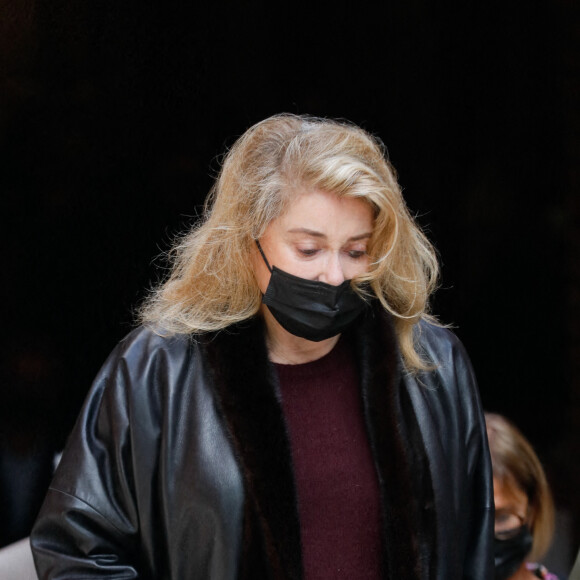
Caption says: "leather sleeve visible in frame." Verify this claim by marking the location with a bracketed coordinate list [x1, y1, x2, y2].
[30, 331, 155, 579]
[411, 322, 495, 579]
[452, 336, 495, 579]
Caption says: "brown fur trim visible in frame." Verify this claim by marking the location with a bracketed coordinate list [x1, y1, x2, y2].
[352, 305, 417, 578]
[351, 303, 436, 578]
[203, 318, 303, 580]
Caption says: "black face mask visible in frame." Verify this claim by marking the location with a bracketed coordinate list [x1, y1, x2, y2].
[494, 524, 533, 580]
[256, 241, 368, 342]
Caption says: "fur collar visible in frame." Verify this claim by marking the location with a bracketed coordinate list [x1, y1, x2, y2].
[203, 303, 435, 579]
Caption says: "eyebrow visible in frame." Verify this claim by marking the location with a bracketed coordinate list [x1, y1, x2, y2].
[287, 228, 373, 241]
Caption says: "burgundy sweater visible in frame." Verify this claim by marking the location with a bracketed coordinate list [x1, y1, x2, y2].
[275, 337, 382, 579]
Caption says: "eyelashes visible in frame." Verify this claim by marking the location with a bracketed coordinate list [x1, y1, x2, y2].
[297, 248, 368, 259]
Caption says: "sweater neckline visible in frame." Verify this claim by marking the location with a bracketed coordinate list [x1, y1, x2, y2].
[273, 335, 350, 381]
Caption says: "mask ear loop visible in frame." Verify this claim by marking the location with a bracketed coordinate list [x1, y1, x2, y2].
[255, 240, 273, 273]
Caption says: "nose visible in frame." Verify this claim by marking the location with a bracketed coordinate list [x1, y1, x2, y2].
[319, 253, 346, 286]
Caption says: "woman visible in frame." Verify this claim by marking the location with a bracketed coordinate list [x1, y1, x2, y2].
[31, 114, 494, 579]
[486, 413, 559, 580]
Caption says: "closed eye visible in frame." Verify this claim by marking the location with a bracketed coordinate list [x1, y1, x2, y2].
[347, 250, 367, 259]
[298, 248, 319, 257]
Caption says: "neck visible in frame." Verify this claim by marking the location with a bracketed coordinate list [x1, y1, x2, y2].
[261, 306, 340, 364]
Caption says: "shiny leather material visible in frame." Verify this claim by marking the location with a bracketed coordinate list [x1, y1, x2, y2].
[31, 308, 494, 579]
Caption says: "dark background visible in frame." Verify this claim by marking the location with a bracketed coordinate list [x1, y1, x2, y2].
[1, 0, 579, 574]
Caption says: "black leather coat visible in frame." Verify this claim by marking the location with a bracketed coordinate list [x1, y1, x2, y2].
[31, 305, 494, 579]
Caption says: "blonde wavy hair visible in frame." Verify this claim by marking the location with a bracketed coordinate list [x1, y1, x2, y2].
[139, 113, 439, 371]
[485, 412, 556, 561]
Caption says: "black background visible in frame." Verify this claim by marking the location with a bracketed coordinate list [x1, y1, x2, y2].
[1, 0, 579, 571]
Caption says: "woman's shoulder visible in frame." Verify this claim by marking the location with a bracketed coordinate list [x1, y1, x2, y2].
[108, 325, 200, 366]
[406, 318, 482, 406]
[93, 325, 206, 395]
[413, 318, 472, 368]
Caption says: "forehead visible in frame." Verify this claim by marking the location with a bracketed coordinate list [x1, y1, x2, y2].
[274, 189, 374, 232]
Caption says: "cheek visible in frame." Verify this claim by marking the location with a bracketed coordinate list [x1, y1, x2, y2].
[344, 256, 371, 279]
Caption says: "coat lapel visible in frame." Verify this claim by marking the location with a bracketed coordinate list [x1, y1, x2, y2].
[353, 303, 435, 579]
[203, 318, 303, 580]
